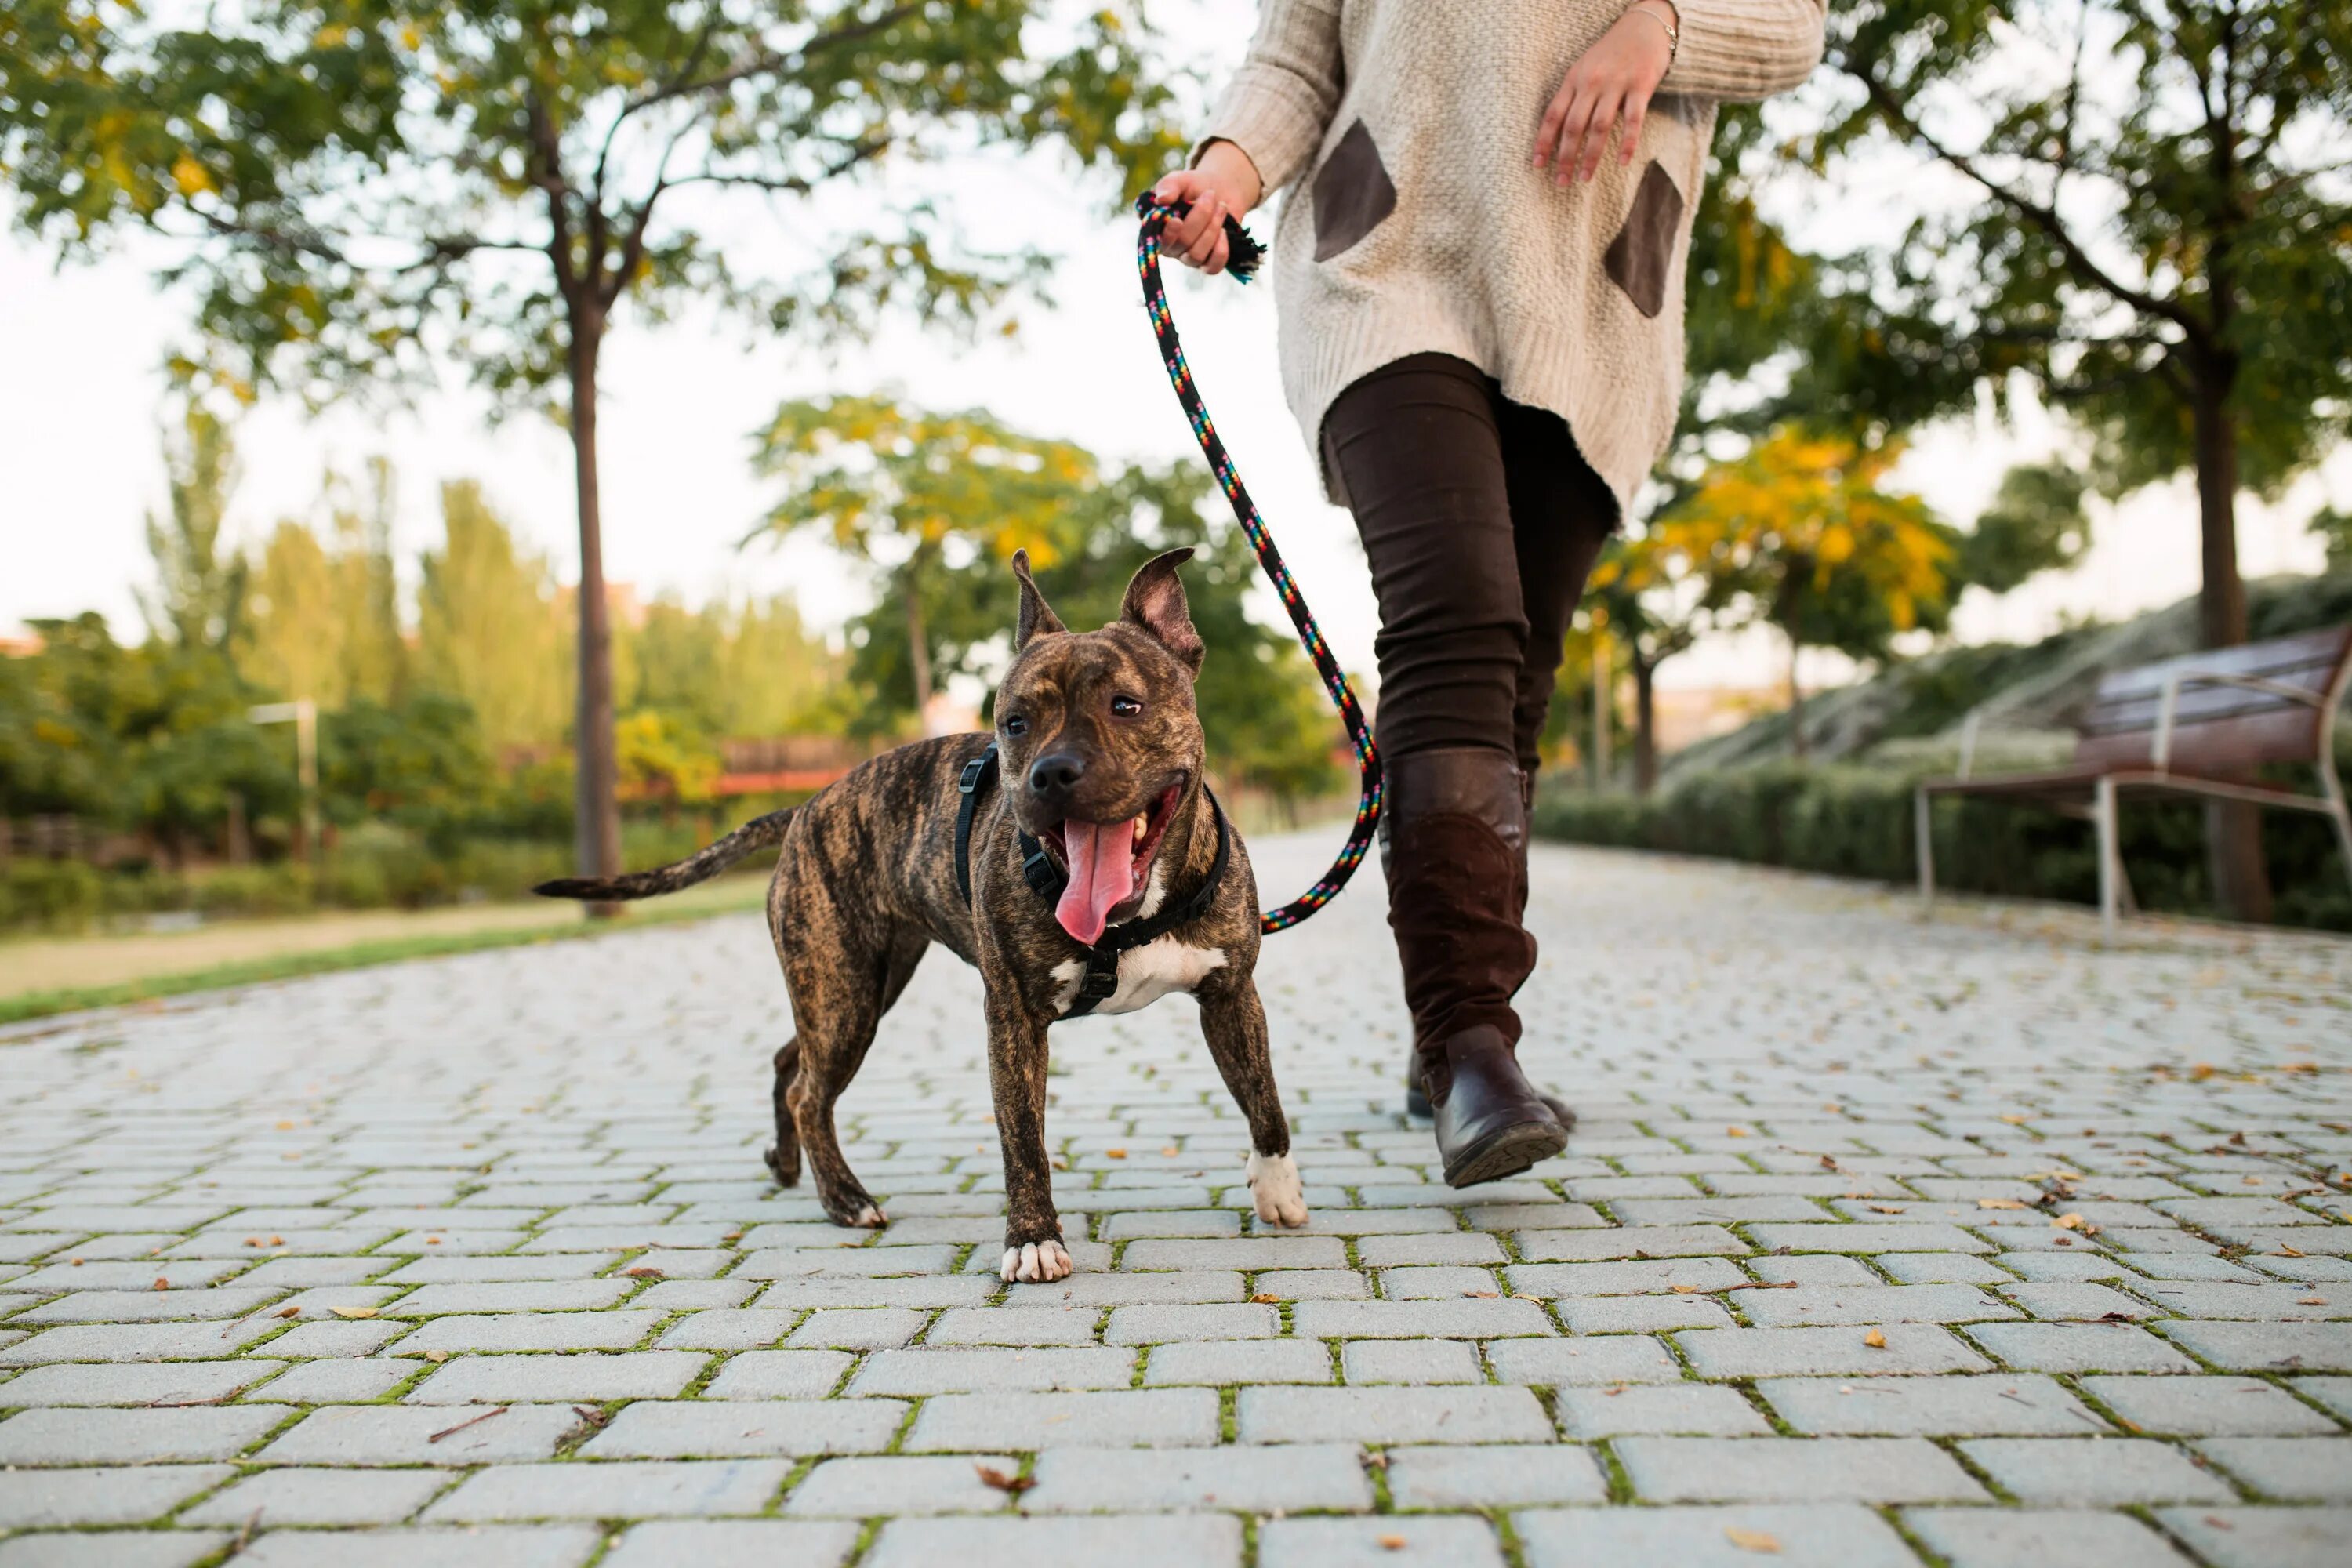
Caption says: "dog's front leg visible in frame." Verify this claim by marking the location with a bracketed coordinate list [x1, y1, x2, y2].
[1196, 972, 1308, 1228]
[982, 981, 1071, 1282]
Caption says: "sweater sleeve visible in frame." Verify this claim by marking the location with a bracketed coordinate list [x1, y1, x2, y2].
[1192, 0, 1345, 194]
[1662, 0, 1826, 103]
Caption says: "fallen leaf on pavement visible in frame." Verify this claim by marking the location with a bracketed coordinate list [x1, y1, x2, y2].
[2299, 1297, 2328, 1306]
[1726, 1127, 1750, 1138]
[1377, 1536, 1406, 1551]
[274, 1306, 299, 1319]
[1863, 1329, 1888, 1348]
[1250, 1293, 1282, 1305]
[975, 1465, 1036, 1495]
[329, 1306, 379, 1319]
[2278, 1246, 2307, 1258]
[623, 1266, 664, 1279]
[1725, 1526, 1782, 1553]
[1160, 1146, 1178, 1156]
[1867, 1204, 1905, 1214]
[152, 1278, 168, 1292]
[1464, 1290, 1498, 1298]
[1105, 1148, 1127, 1159]
[1977, 1198, 2028, 1210]
[1998, 1114, 2029, 1125]
[427, 1406, 507, 1443]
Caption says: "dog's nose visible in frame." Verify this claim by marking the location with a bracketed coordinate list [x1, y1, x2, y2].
[1028, 752, 1087, 797]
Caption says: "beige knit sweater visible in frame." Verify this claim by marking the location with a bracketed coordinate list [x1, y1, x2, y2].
[1200, 0, 1825, 516]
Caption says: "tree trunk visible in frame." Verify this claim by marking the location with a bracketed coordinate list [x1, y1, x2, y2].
[568, 308, 624, 916]
[1590, 635, 1613, 790]
[904, 580, 935, 728]
[1632, 652, 1660, 795]
[2190, 367, 2272, 922]
[1787, 635, 1808, 761]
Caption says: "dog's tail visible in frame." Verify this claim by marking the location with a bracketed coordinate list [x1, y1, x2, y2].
[533, 809, 793, 902]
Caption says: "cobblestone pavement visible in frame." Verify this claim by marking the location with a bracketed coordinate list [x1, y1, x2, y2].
[3, 837, 2351, 1568]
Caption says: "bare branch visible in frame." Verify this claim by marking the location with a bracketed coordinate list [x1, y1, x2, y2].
[1849, 68, 2212, 347]
[610, 4, 920, 127]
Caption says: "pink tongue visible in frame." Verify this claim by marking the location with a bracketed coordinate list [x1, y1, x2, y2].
[1055, 820, 1136, 945]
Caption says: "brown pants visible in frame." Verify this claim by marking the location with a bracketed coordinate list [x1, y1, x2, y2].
[1323, 353, 1617, 768]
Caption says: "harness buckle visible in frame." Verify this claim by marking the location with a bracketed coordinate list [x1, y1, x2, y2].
[958, 755, 989, 796]
[1076, 958, 1120, 1000]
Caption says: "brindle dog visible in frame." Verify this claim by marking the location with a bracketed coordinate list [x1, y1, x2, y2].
[538, 548, 1307, 1281]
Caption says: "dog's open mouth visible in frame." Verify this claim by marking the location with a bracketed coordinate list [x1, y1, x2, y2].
[1036, 779, 1185, 946]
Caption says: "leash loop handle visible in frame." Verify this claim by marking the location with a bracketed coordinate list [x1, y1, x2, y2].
[1133, 194, 1383, 936]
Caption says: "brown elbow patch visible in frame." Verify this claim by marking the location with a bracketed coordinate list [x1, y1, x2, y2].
[1603, 161, 1686, 318]
[1312, 119, 1398, 263]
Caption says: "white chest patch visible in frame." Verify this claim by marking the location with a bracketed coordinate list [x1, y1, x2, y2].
[1051, 935, 1229, 1017]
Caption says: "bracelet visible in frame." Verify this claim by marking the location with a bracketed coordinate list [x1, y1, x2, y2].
[1625, 2, 1679, 67]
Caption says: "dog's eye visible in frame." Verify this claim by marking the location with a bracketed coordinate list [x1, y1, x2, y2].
[1110, 695, 1143, 718]
[1002, 714, 1029, 737]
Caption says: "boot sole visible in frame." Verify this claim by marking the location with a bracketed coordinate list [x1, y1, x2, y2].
[1443, 1116, 1570, 1189]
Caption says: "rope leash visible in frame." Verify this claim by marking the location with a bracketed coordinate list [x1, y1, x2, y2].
[1133, 194, 1382, 935]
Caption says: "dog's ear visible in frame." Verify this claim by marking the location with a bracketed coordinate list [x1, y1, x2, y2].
[1012, 549, 1067, 650]
[1119, 547, 1205, 675]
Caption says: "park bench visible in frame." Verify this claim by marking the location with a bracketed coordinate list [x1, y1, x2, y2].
[1915, 626, 2352, 930]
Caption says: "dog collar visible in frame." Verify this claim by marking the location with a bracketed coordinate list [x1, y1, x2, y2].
[954, 740, 1232, 1018]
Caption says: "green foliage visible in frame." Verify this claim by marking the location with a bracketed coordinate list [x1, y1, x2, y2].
[139, 404, 248, 653]
[414, 481, 569, 751]
[243, 461, 407, 707]
[1806, 2, 2352, 506]
[1534, 760, 2352, 934]
[2312, 508, 2352, 572]
[755, 394, 1341, 798]
[0, 0, 1185, 405]
[1955, 463, 2090, 597]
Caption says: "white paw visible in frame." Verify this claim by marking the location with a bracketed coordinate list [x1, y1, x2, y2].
[1246, 1151, 1308, 1227]
[849, 1204, 887, 1228]
[1000, 1238, 1074, 1283]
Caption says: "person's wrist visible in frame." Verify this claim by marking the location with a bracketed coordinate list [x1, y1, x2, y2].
[1624, 0, 1680, 67]
[1198, 140, 1264, 212]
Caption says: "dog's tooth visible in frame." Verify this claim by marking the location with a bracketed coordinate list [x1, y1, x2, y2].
[1132, 814, 1149, 844]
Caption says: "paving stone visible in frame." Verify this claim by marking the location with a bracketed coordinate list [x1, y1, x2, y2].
[1555, 1294, 1737, 1334]
[387, 1281, 633, 1315]
[1236, 1385, 1551, 1444]
[1505, 1259, 1748, 1296]
[655, 1308, 796, 1350]
[2154, 1320, 2352, 1370]
[1251, 1269, 1370, 1298]
[1615, 1436, 1988, 1502]
[1340, 1338, 1482, 1384]
[1025, 1443, 1374, 1513]
[696, 1349, 855, 1399]
[182, 1465, 452, 1525]
[1758, 1374, 2107, 1436]
[581, 1398, 906, 1458]
[2082, 1374, 2343, 1435]
[779, 1454, 1017, 1515]
[2195, 1436, 2352, 1500]
[1355, 1232, 1506, 1266]
[405, 1349, 707, 1403]
[1675, 1324, 1991, 1377]
[390, 1310, 661, 1354]
[2155, 1506, 2352, 1568]
[927, 1305, 1102, 1345]
[1258, 1515, 1505, 1567]
[425, 1458, 789, 1520]
[1554, 1383, 1774, 1437]
[252, 1359, 416, 1403]
[1121, 1237, 1347, 1270]
[1746, 1223, 1993, 1254]
[1959, 1437, 2237, 1504]
[753, 1276, 996, 1308]
[0, 1321, 276, 1363]
[253, 1403, 583, 1465]
[1996, 1280, 2156, 1319]
[0, 1534, 229, 1568]
[1515, 1503, 1922, 1568]
[1486, 1335, 1683, 1385]
[1290, 1298, 1552, 1338]
[1964, 1321, 2198, 1372]
[1903, 1508, 2196, 1567]
[1878, 1253, 2013, 1285]
[846, 1347, 1130, 1395]
[0, 1404, 289, 1464]
[0, 1464, 234, 1526]
[1145, 1338, 1333, 1385]
[1515, 1225, 1748, 1261]
[863, 1514, 1240, 1568]
[600, 1519, 860, 1568]
[0, 1359, 282, 1406]
[782, 1308, 927, 1349]
[904, 1389, 1218, 1450]
[1753, 1254, 1887, 1287]
[2292, 1375, 2352, 1422]
[1104, 1303, 1277, 1343]
[1385, 1443, 1608, 1506]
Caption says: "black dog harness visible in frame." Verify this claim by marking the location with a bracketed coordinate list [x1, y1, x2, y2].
[954, 741, 1231, 1020]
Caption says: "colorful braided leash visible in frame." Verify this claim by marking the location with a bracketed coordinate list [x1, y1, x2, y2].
[1134, 192, 1382, 935]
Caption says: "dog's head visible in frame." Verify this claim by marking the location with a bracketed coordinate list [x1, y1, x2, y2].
[995, 547, 1208, 945]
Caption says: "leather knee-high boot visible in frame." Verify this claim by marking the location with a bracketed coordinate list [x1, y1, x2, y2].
[1399, 760, 1574, 1131]
[1381, 746, 1568, 1186]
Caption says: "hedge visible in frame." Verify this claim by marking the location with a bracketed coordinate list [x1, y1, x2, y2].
[1533, 762, 2352, 933]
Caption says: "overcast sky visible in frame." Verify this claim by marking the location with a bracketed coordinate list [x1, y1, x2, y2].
[3, 2, 2342, 696]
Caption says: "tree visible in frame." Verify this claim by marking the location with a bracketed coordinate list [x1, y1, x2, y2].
[753, 395, 1108, 726]
[1811, 0, 2352, 918]
[1663, 429, 1956, 758]
[140, 405, 248, 654]
[1953, 461, 2091, 597]
[1586, 535, 1709, 794]
[757, 395, 1339, 797]
[2, 0, 1184, 900]
[2311, 507, 2352, 572]
[415, 481, 569, 753]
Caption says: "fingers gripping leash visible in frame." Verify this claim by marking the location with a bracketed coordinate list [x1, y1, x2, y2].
[1133, 194, 1383, 935]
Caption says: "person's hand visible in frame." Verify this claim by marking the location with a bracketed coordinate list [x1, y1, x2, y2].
[1150, 141, 1265, 275]
[1535, 0, 1678, 186]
